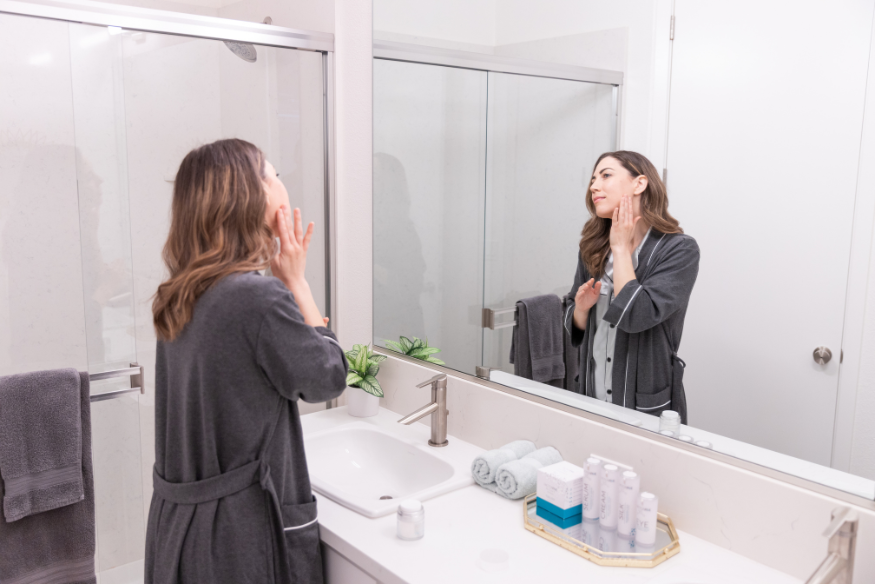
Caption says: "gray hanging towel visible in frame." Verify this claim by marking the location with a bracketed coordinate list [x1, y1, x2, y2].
[510, 294, 565, 385]
[0, 371, 96, 584]
[0, 368, 84, 521]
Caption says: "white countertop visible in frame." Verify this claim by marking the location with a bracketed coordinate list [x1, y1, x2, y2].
[302, 407, 801, 584]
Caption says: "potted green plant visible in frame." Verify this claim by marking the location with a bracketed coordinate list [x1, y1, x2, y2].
[384, 336, 445, 365]
[345, 344, 387, 417]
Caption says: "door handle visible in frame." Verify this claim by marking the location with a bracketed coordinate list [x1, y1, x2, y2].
[813, 347, 832, 365]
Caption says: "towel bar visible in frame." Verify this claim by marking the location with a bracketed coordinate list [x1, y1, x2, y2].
[482, 307, 518, 330]
[89, 363, 145, 402]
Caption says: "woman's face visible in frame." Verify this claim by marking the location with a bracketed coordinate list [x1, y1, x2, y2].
[263, 160, 290, 236]
[590, 156, 648, 219]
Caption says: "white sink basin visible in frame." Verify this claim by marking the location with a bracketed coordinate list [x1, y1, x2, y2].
[303, 410, 479, 517]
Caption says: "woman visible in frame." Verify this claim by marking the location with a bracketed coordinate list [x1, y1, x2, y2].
[145, 139, 348, 583]
[565, 151, 699, 422]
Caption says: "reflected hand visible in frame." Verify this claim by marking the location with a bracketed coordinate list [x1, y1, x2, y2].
[610, 195, 640, 254]
[573, 278, 601, 329]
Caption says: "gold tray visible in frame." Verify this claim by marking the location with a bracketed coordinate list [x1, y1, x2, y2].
[523, 494, 681, 568]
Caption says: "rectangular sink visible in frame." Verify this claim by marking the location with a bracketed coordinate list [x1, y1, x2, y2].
[303, 413, 479, 518]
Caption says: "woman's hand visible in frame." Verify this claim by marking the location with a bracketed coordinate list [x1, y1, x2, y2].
[271, 206, 325, 327]
[573, 278, 602, 330]
[271, 206, 313, 288]
[609, 195, 640, 255]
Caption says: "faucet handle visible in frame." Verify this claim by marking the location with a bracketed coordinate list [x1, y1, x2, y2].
[416, 373, 447, 389]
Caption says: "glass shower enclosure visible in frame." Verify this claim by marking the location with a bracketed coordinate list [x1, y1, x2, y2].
[373, 43, 620, 378]
[0, 1, 334, 577]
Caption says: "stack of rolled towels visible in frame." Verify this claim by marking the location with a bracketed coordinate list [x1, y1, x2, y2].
[471, 440, 562, 500]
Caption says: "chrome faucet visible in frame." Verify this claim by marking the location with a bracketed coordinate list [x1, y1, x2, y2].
[397, 373, 448, 447]
[805, 507, 857, 584]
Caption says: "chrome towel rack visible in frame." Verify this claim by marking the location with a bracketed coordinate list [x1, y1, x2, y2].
[482, 307, 518, 330]
[89, 363, 145, 403]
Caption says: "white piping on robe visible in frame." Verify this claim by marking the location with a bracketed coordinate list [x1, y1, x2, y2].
[284, 516, 319, 531]
[637, 400, 671, 412]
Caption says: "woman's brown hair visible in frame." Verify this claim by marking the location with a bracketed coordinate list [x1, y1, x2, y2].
[579, 150, 682, 279]
[152, 139, 275, 341]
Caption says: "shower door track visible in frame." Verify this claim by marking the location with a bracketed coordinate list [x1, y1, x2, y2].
[0, 0, 333, 51]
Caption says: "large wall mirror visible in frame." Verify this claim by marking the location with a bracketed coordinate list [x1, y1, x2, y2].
[372, 0, 875, 501]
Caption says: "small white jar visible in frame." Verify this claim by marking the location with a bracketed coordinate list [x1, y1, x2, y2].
[396, 499, 425, 540]
[658, 410, 681, 435]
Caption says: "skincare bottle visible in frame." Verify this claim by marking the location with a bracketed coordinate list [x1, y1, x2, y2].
[677, 435, 693, 443]
[695, 440, 713, 449]
[635, 492, 659, 546]
[659, 410, 681, 435]
[658, 430, 675, 438]
[599, 464, 620, 529]
[582, 457, 602, 520]
[617, 471, 640, 538]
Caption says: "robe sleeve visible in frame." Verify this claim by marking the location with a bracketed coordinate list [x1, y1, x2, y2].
[603, 237, 700, 334]
[564, 254, 590, 347]
[256, 290, 349, 404]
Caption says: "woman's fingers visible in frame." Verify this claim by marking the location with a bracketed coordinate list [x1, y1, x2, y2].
[293, 208, 304, 244]
[276, 208, 291, 250]
[302, 222, 314, 252]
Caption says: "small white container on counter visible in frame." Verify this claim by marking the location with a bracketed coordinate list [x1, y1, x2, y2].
[635, 492, 659, 546]
[617, 471, 640, 538]
[397, 499, 425, 540]
[599, 464, 620, 529]
[582, 457, 602, 520]
[659, 410, 681, 435]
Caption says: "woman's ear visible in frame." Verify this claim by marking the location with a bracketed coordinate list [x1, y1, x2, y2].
[633, 175, 648, 195]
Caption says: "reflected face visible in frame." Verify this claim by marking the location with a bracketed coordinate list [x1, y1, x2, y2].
[263, 160, 290, 236]
[590, 156, 647, 219]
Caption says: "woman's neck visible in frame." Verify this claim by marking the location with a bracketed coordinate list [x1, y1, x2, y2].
[631, 219, 651, 251]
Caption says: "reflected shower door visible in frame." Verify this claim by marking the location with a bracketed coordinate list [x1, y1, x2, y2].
[373, 59, 487, 374]
[482, 73, 616, 377]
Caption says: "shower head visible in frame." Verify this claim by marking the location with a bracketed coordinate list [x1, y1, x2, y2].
[223, 41, 257, 63]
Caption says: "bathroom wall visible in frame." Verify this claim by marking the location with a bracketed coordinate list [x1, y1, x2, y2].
[377, 354, 875, 583]
[374, 0, 671, 163]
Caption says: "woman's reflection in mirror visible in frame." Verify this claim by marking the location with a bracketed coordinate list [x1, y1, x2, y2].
[565, 151, 699, 423]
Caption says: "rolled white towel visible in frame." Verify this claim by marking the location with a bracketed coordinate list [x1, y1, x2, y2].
[495, 447, 563, 500]
[471, 440, 536, 487]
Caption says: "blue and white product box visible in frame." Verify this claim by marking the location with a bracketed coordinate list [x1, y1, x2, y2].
[536, 461, 584, 528]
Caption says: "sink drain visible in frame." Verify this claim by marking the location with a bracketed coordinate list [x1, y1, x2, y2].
[379, 495, 394, 500]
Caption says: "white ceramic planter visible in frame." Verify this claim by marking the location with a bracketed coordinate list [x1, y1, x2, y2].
[346, 386, 381, 418]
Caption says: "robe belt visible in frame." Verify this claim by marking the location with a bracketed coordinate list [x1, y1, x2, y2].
[152, 460, 270, 505]
[153, 461, 294, 581]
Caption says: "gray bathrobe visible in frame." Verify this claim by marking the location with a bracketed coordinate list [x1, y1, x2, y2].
[145, 272, 348, 584]
[565, 230, 699, 419]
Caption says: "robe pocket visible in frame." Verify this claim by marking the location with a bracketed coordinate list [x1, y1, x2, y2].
[635, 386, 673, 416]
[281, 496, 323, 583]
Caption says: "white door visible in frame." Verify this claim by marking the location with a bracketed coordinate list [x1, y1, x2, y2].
[665, 0, 874, 465]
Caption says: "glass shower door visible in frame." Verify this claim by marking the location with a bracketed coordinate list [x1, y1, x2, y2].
[373, 59, 487, 375]
[481, 72, 617, 375]
[1, 10, 329, 578]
